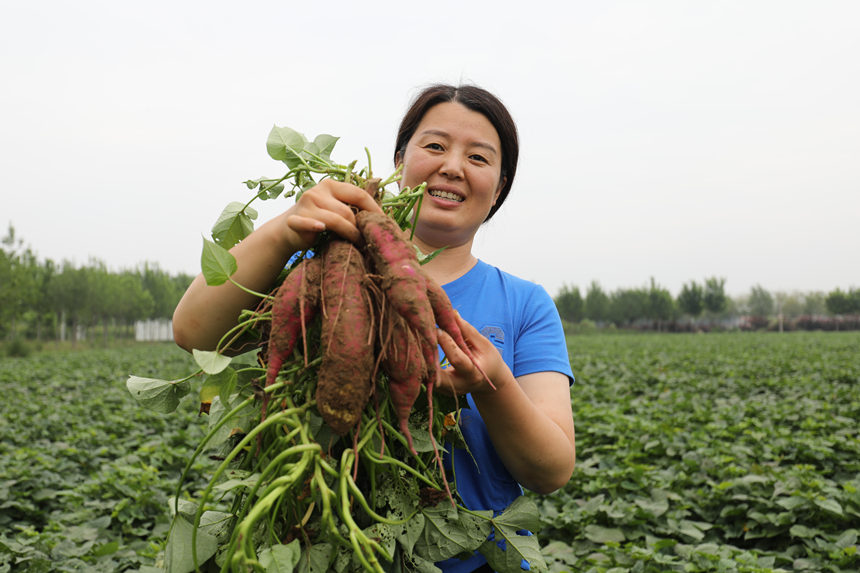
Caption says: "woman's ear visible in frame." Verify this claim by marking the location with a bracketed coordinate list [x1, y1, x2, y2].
[492, 176, 507, 205]
[394, 149, 403, 168]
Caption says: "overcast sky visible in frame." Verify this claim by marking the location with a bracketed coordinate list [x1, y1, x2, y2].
[2, 1, 858, 298]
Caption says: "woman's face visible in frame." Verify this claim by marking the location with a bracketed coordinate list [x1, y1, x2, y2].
[398, 102, 504, 250]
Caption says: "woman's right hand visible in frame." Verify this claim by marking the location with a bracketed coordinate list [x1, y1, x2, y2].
[283, 179, 384, 252]
[173, 179, 384, 353]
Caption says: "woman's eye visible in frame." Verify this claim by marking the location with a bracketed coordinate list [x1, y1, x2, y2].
[470, 154, 488, 163]
[425, 142, 444, 151]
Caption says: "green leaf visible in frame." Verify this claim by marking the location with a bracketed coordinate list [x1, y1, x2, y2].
[201, 238, 237, 286]
[267, 125, 307, 168]
[258, 540, 301, 572]
[125, 376, 189, 413]
[479, 497, 547, 572]
[91, 540, 119, 557]
[790, 524, 818, 538]
[414, 504, 492, 562]
[634, 497, 668, 517]
[776, 496, 807, 510]
[813, 497, 843, 516]
[678, 520, 707, 541]
[584, 524, 626, 544]
[165, 515, 218, 573]
[313, 134, 339, 160]
[211, 202, 257, 249]
[834, 529, 858, 550]
[214, 368, 238, 407]
[296, 543, 335, 573]
[192, 349, 232, 375]
[208, 394, 255, 447]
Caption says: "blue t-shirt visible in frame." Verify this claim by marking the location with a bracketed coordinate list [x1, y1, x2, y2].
[437, 260, 574, 573]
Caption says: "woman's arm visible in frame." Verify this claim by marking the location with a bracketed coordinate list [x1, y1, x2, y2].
[172, 180, 382, 352]
[436, 315, 576, 494]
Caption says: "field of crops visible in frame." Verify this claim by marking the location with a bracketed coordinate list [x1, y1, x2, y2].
[1, 332, 858, 572]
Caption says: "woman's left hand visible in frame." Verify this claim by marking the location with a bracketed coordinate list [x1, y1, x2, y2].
[435, 311, 510, 396]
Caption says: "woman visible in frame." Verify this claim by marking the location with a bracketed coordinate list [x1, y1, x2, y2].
[173, 84, 575, 573]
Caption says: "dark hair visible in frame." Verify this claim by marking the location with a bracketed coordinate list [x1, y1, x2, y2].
[394, 84, 519, 222]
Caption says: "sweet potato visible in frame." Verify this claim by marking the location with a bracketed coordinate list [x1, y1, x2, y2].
[265, 256, 322, 391]
[357, 211, 494, 388]
[425, 278, 496, 390]
[379, 313, 426, 454]
[315, 240, 375, 435]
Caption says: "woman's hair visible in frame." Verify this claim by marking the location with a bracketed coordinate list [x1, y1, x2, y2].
[394, 84, 519, 222]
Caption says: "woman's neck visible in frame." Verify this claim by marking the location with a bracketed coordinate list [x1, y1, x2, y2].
[413, 237, 478, 286]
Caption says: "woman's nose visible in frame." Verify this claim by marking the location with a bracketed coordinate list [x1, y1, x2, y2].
[438, 153, 464, 179]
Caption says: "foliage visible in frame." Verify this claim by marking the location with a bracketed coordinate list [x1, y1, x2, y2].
[0, 225, 193, 342]
[584, 281, 610, 323]
[677, 281, 704, 318]
[748, 285, 775, 318]
[554, 284, 584, 323]
[825, 288, 860, 316]
[0, 344, 208, 572]
[538, 331, 860, 573]
[703, 277, 728, 315]
[4, 333, 858, 572]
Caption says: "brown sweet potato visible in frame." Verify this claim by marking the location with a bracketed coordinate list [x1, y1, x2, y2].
[315, 240, 375, 435]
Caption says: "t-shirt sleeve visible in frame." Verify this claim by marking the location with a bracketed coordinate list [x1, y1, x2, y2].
[512, 285, 575, 384]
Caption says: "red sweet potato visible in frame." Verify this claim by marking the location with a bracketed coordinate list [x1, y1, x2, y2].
[355, 211, 436, 344]
[425, 278, 496, 390]
[265, 256, 322, 391]
[315, 240, 376, 435]
[379, 313, 426, 454]
[357, 211, 494, 388]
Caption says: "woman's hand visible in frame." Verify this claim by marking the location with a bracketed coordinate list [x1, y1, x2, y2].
[436, 311, 510, 396]
[435, 311, 576, 494]
[173, 179, 383, 353]
[283, 179, 383, 252]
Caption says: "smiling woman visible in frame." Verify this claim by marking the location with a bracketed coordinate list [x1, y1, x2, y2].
[171, 83, 575, 573]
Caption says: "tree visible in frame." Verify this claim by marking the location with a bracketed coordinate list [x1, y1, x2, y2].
[748, 285, 774, 318]
[583, 281, 610, 323]
[554, 284, 584, 323]
[608, 287, 649, 326]
[703, 277, 728, 315]
[647, 277, 676, 327]
[677, 281, 704, 319]
[825, 288, 860, 315]
[802, 292, 827, 316]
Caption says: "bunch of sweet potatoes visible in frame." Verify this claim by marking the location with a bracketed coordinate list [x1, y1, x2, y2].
[262, 185, 489, 466]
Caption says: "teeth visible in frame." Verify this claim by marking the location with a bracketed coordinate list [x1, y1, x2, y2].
[429, 189, 463, 202]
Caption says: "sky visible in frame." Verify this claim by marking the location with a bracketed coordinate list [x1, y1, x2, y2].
[2, 0, 858, 298]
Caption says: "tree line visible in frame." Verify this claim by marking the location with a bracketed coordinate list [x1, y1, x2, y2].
[1, 226, 193, 342]
[554, 277, 860, 332]
[3, 225, 858, 342]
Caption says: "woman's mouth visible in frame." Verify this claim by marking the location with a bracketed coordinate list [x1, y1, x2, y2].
[428, 189, 464, 202]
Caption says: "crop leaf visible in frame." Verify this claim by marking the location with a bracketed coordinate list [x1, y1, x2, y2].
[584, 524, 626, 544]
[164, 515, 218, 573]
[211, 202, 257, 249]
[296, 542, 334, 573]
[479, 496, 547, 573]
[201, 238, 237, 286]
[258, 540, 301, 572]
[126, 376, 190, 413]
[192, 349, 232, 375]
[414, 504, 492, 562]
[267, 125, 308, 168]
[313, 134, 338, 160]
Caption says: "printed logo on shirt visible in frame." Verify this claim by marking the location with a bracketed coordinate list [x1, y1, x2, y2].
[480, 325, 505, 351]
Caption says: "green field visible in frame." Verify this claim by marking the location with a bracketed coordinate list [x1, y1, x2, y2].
[1, 332, 858, 572]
